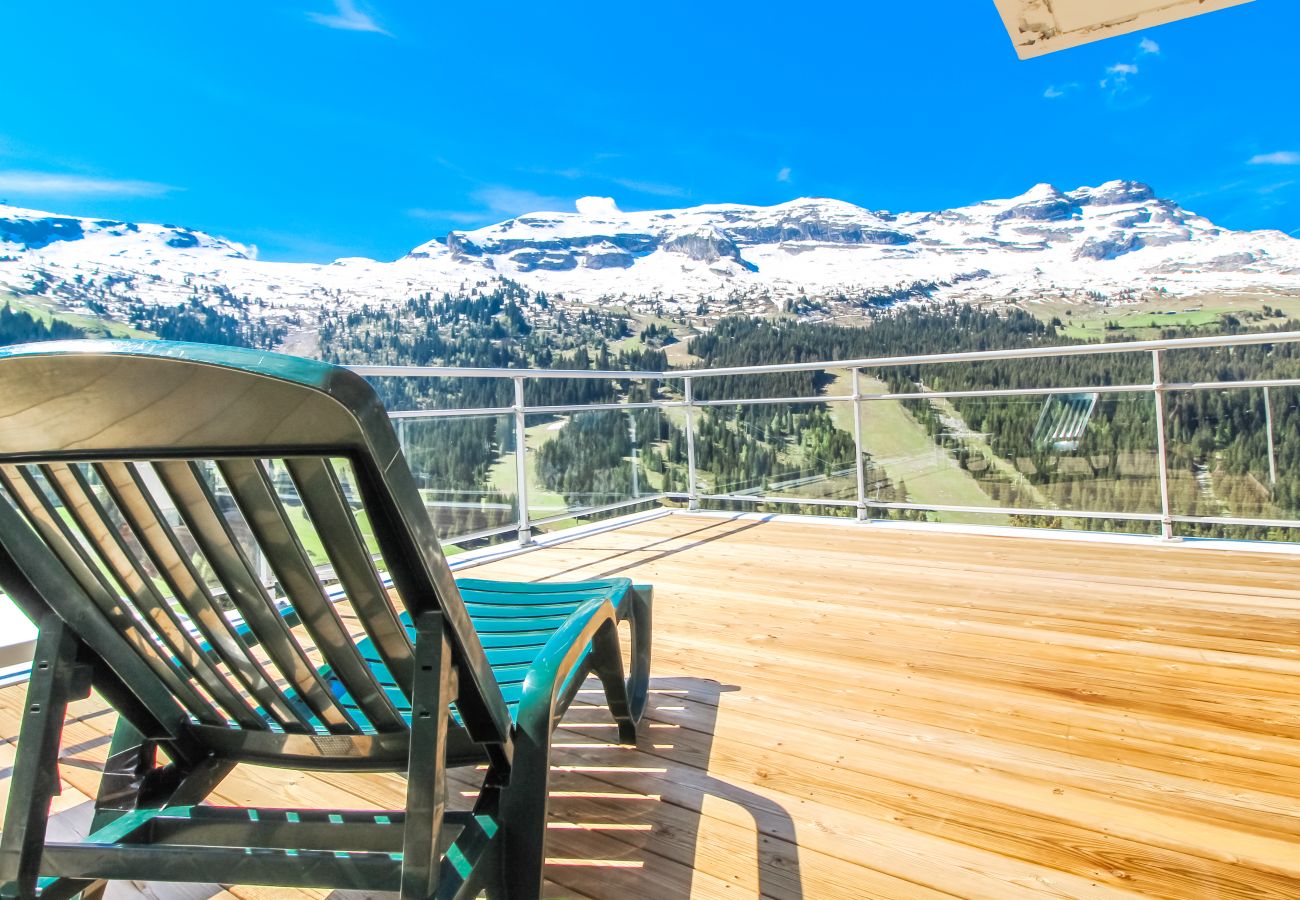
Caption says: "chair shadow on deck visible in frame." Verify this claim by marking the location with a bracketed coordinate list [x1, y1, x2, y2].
[5, 677, 802, 899]
[520, 675, 805, 899]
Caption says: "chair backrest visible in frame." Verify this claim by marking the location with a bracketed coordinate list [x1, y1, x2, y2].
[0, 340, 512, 767]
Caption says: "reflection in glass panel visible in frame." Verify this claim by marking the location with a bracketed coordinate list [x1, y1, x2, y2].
[855, 390, 1162, 532]
[691, 400, 856, 512]
[393, 415, 518, 546]
[1167, 386, 1300, 535]
[1163, 341, 1300, 387]
[525, 408, 667, 527]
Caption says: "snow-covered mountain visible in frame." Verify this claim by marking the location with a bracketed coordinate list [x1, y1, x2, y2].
[2, 181, 1297, 324]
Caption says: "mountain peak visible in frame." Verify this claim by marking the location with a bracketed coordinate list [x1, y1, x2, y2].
[1069, 180, 1157, 206]
[987, 183, 1074, 223]
[1019, 182, 1066, 201]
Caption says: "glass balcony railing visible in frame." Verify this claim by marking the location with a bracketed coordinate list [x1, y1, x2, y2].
[3, 331, 1297, 675]
[350, 329, 1300, 551]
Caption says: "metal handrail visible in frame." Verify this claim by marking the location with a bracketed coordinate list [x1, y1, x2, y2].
[362, 330, 1300, 548]
[673, 328, 1300, 378]
[352, 329, 1300, 381]
[349, 364, 667, 380]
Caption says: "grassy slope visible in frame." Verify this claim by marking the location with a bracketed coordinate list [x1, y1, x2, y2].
[1019, 292, 1300, 341]
[612, 313, 700, 365]
[486, 418, 571, 520]
[826, 371, 1009, 524]
[482, 413, 669, 534]
[2, 291, 155, 339]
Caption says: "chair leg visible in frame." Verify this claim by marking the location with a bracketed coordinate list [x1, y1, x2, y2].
[72, 720, 163, 900]
[0, 613, 92, 900]
[88, 720, 153, 832]
[589, 621, 637, 745]
[499, 731, 551, 900]
[400, 611, 453, 900]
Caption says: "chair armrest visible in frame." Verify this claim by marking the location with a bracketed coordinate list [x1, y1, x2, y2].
[512, 597, 619, 741]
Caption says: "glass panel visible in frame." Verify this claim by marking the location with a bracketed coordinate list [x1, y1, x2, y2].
[1163, 340, 1300, 386]
[329, 458, 382, 558]
[395, 414, 518, 551]
[855, 375, 1008, 525]
[684, 399, 856, 519]
[260, 458, 330, 571]
[1167, 385, 1300, 530]
[690, 369, 829, 403]
[526, 408, 665, 528]
[134, 461, 230, 600]
[364, 374, 511, 414]
[860, 348, 1154, 399]
[522, 374, 620, 409]
[859, 390, 1162, 533]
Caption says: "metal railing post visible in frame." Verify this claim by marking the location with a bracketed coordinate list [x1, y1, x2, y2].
[628, 414, 640, 499]
[513, 376, 531, 545]
[683, 377, 699, 511]
[852, 368, 868, 522]
[1264, 386, 1278, 488]
[1151, 350, 1174, 540]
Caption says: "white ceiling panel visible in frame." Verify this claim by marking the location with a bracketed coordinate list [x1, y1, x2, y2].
[993, 0, 1254, 58]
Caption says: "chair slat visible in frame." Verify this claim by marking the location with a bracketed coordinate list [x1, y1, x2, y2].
[94, 461, 307, 732]
[285, 458, 415, 701]
[152, 460, 361, 735]
[0, 468, 221, 724]
[40, 462, 266, 728]
[217, 458, 406, 733]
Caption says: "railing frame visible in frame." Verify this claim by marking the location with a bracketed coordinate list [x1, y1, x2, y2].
[683, 377, 699, 512]
[1151, 350, 1174, 540]
[358, 330, 1300, 550]
[512, 376, 530, 545]
[851, 368, 869, 522]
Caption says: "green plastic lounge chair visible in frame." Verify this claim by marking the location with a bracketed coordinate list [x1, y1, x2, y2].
[0, 340, 652, 899]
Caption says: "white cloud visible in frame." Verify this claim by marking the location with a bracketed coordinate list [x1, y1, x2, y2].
[472, 186, 566, 217]
[407, 185, 568, 226]
[1139, 37, 1160, 55]
[575, 196, 620, 217]
[0, 170, 175, 198]
[607, 177, 686, 198]
[1043, 82, 1079, 99]
[308, 0, 391, 36]
[777, 167, 792, 182]
[405, 207, 489, 225]
[1249, 151, 1300, 166]
[1100, 62, 1140, 94]
[525, 166, 686, 198]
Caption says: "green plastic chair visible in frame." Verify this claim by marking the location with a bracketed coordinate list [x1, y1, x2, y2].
[0, 340, 652, 899]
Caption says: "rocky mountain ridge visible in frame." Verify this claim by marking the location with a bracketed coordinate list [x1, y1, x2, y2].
[2, 181, 1296, 327]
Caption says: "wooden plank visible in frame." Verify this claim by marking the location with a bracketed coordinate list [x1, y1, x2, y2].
[2, 516, 1299, 898]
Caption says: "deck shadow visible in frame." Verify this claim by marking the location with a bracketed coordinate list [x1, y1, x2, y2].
[7, 634, 800, 898]
[533, 515, 772, 584]
[532, 675, 804, 898]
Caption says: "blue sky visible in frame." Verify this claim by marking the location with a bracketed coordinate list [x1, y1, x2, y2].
[1, 1, 1296, 262]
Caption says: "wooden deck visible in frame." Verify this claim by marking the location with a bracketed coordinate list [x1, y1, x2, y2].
[3, 513, 1300, 899]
